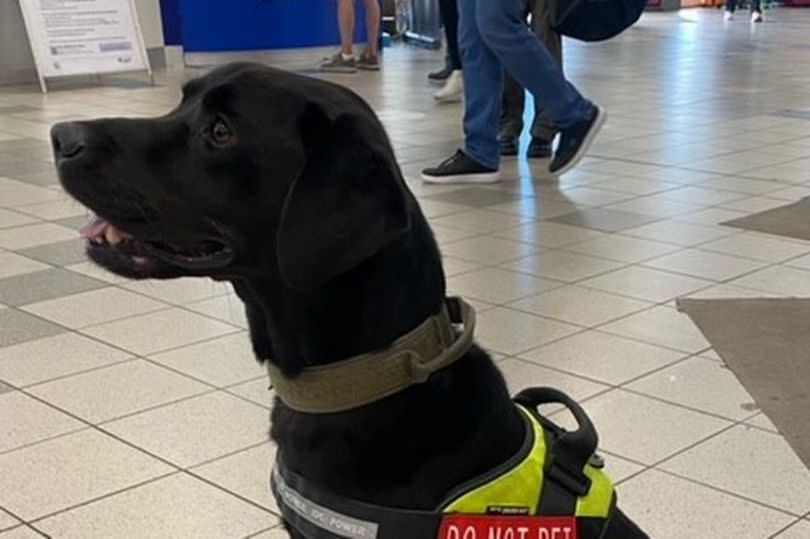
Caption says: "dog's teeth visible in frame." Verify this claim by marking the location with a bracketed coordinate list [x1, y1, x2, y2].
[105, 226, 124, 246]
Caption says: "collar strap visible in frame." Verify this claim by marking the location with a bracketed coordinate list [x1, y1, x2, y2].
[266, 297, 476, 414]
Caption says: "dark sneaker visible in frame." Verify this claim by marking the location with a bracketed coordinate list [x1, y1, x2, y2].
[549, 105, 606, 176]
[320, 53, 356, 73]
[527, 137, 553, 159]
[358, 53, 380, 71]
[422, 150, 499, 184]
[428, 65, 454, 85]
[499, 135, 519, 156]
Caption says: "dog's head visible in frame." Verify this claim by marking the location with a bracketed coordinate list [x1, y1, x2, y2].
[53, 62, 410, 289]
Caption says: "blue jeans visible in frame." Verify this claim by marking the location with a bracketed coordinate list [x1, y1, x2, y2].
[459, 0, 592, 169]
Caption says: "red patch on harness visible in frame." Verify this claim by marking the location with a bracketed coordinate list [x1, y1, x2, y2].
[439, 515, 577, 539]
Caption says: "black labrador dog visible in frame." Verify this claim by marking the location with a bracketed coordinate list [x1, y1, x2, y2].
[52, 63, 647, 539]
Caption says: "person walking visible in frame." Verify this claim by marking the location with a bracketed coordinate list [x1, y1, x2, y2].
[725, 0, 763, 22]
[433, 0, 463, 103]
[499, 0, 562, 159]
[421, 0, 606, 184]
[321, 0, 382, 73]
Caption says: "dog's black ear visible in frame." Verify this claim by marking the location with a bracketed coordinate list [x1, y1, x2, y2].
[277, 105, 410, 290]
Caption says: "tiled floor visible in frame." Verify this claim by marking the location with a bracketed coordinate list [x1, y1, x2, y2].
[2, 7, 810, 539]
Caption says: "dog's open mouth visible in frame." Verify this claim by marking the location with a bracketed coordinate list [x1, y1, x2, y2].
[81, 216, 234, 272]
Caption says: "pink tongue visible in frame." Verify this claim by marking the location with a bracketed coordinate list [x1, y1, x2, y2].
[80, 217, 109, 239]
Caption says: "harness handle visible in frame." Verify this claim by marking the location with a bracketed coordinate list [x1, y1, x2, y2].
[514, 387, 598, 497]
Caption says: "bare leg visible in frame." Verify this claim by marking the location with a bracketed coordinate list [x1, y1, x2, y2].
[362, 0, 381, 57]
[338, 0, 356, 56]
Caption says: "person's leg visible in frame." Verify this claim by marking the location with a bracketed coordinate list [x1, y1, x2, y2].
[476, 0, 589, 130]
[476, 0, 603, 174]
[439, 0, 462, 70]
[434, 0, 463, 102]
[362, 0, 381, 58]
[750, 0, 763, 21]
[528, 0, 561, 156]
[422, 0, 502, 183]
[321, 0, 358, 72]
[499, 73, 525, 155]
[339, 0, 356, 56]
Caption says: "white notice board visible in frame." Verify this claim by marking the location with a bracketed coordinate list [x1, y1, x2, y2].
[18, 0, 152, 92]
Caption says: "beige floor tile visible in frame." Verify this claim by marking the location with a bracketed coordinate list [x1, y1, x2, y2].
[121, 277, 231, 305]
[501, 250, 625, 282]
[22, 287, 169, 329]
[104, 391, 270, 468]
[581, 266, 712, 303]
[430, 209, 528, 234]
[448, 267, 561, 304]
[700, 233, 810, 263]
[683, 283, 779, 300]
[0, 253, 50, 279]
[0, 223, 76, 250]
[627, 357, 757, 420]
[554, 186, 634, 206]
[623, 220, 736, 247]
[643, 249, 767, 281]
[744, 413, 780, 434]
[0, 392, 83, 453]
[488, 197, 580, 220]
[498, 358, 609, 401]
[0, 430, 172, 520]
[600, 306, 711, 353]
[564, 235, 680, 263]
[601, 453, 646, 484]
[441, 255, 483, 277]
[64, 261, 131, 284]
[441, 236, 537, 265]
[0, 333, 132, 387]
[249, 527, 290, 539]
[721, 196, 794, 213]
[775, 519, 810, 538]
[618, 469, 794, 539]
[785, 253, 810, 271]
[150, 332, 263, 387]
[227, 379, 275, 409]
[674, 207, 747, 226]
[510, 286, 651, 327]
[0, 178, 62, 207]
[657, 186, 746, 206]
[0, 210, 37, 229]
[606, 196, 702, 218]
[475, 307, 580, 356]
[493, 221, 604, 248]
[520, 330, 685, 385]
[578, 390, 731, 464]
[192, 443, 278, 513]
[16, 199, 88, 220]
[0, 511, 19, 532]
[0, 526, 45, 539]
[731, 265, 810, 296]
[184, 294, 249, 328]
[37, 473, 275, 539]
[28, 360, 210, 424]
[661, 425, 810, 515]
[81, 308, 239, 356]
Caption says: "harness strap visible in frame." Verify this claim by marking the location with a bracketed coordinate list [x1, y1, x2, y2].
[272, 465, 442, 539]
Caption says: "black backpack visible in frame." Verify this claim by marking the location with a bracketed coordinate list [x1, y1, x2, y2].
[547, 0, 648, 42]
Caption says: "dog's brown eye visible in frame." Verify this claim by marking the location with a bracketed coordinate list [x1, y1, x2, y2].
[208, 118, 233, 146]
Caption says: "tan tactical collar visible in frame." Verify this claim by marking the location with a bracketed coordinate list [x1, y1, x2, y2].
[266, 297, 476, 414]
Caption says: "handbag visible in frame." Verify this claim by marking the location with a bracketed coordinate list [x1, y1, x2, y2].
[546, 0, 648, 42]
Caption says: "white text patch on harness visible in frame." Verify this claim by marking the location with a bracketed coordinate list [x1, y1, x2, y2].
[439, 515, 578, 539]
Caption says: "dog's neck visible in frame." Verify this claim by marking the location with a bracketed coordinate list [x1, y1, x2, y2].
[230, 210, 526, 509]
[234, 217, 446, 376]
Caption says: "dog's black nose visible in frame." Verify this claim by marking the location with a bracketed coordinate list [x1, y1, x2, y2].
[51, 122, 87, 160]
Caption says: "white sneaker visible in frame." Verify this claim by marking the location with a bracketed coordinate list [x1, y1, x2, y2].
[751, 11, 763, 23]
[434, 70, 463, 104]
[724, 11, 734, 21]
